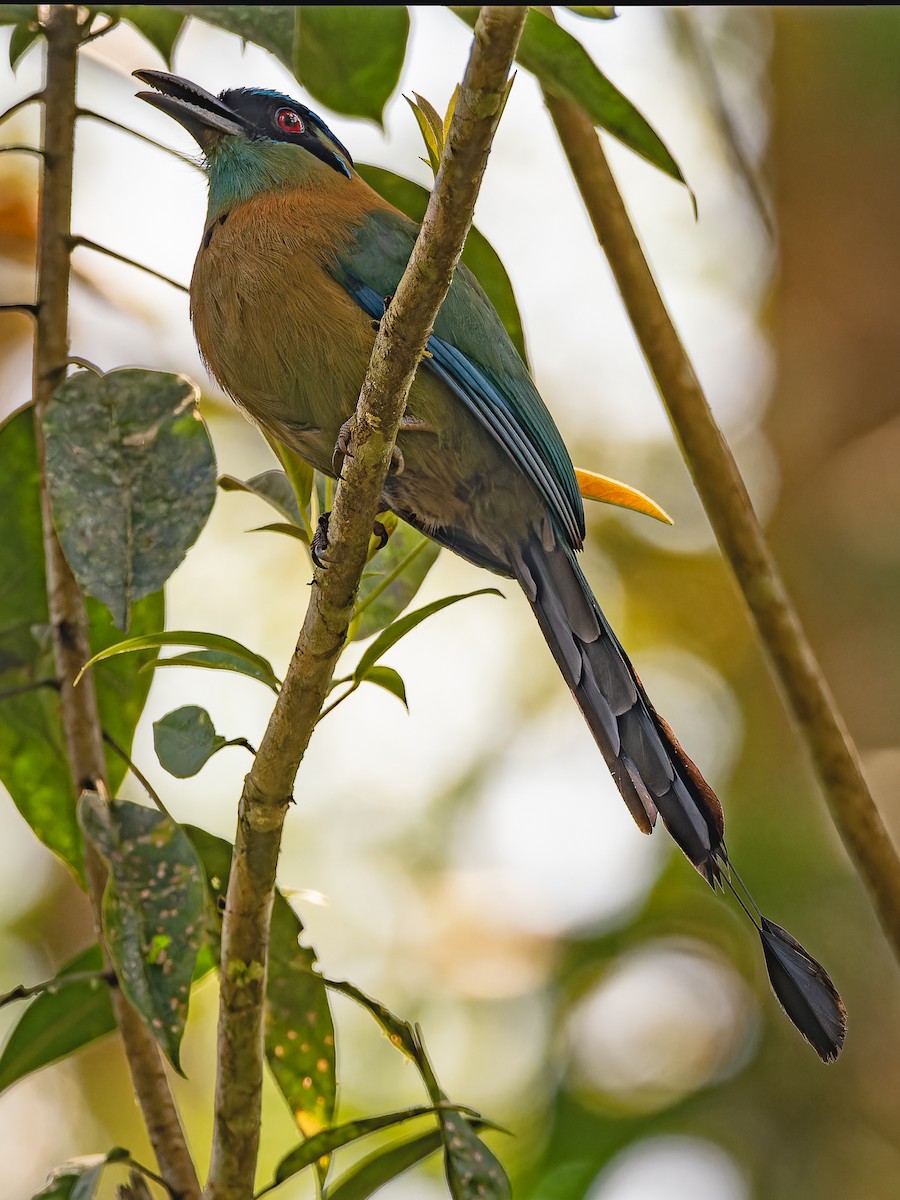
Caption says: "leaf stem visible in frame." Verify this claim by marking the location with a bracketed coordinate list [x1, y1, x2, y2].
[0, 91, 43, 124]
[0, 302, 38, 317]
[102, 731, 174, 820]
[542, 83, 900, 959]
[0, 143, 43, 157]
[205, 9, 528, 1199]
[315, 681, 360, 724]
[77, 106, 200, 168]
[69, 234, 189, 292]
[351, 536, 427, 621]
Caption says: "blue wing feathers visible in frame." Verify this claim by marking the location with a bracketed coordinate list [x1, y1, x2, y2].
[334, 210, 585, 550]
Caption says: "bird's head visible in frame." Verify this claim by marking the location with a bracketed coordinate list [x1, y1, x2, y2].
[135, 71, 354, 212]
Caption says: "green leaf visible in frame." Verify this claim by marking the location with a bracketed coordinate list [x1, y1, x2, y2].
[121, 6, 185, 65]
[44, 369, 217, 630]
[0, 5, 35, 25]
[325, 1130, 445, 1200]
[453, 7, 689, 193]
[185, 827, 337, 1137]
[30, 1173, 80, 1200]
[152, 646, 282, 689]
[349, 515, 441, 643]
[268, 439, 315, 517]
[354, 589, 502, 681]
[323, 978, 509, 1200]
[171, 5, 295, 65]
[0, 946, 114, 1094]
[32, 1165, 102, 1200]
[80, 629, 281, 693]
[272, 1106, 443, 1190]
[152, 705, 226, 778]
[266, 883, 337, 1140]
[249, 522, 310, 543]
[355, 164, 529, 364]
[294, 6, 409, 125]
[0, 408, 163, 881]
[566, 5, 618, 18]
[440, 1109, 510, 1200]
[359, 665, 407, 710]
[405, 93, 443, 174]
[78, 797, 207, 1072]
[31, 1150, 131, 1200]
[323, 976, 420, 1061]
[521, 9, 686, 190]
[9, 16, 40, 69]
[219, 469, 305, 526]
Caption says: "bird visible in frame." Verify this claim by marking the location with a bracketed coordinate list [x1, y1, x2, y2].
[135, 71, 846, 1061]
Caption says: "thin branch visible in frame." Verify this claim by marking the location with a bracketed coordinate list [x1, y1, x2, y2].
[79, 17, 119, 45]
[77, 107, 200, 169]
[0, 302, 38, 317]
[0, 677, 59, 701]
[0, 91, 43, 125]
[1, 968, 112, 1008]
[0, 143, 44, 157]
[67, 354, 104, 373]
[32, 9, 200, 1198]
[204, 9, 528, 1199]
[70, 235, 189, 293]
[541, 85, 900, 958]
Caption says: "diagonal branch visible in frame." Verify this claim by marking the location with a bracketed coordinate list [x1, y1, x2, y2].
[541, 88, 900, 959]
[204, 8, 528, 1199]
[32, 8, 200, 1197]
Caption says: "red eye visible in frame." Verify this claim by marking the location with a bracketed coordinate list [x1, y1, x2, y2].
[276, 107, 304, 134]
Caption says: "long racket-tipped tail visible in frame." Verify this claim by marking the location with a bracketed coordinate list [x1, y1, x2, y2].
[513, 535, 846, 1061]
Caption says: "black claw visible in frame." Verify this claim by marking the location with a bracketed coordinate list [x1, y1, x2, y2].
[372, 520, 390, 552]
[332, 418, 355, 477]
[311, 512, 331, 569]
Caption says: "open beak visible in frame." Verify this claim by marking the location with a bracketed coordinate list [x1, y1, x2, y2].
[134, 70, 248, 146]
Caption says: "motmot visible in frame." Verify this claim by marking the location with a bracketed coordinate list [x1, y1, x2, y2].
[136, 71, 846, 1060]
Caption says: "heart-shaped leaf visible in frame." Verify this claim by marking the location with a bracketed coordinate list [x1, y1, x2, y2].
[44, 369, 216, 630]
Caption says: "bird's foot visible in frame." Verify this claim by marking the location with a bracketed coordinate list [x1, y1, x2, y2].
[332, 414, 429, 479]
[332, 418, 355, 477]
[372, 519, 390, 552]
[388, 443, 405, 477]
[311, 513, 332, 569]
[312, 512, 392, 569]
[370, 292, 394, 332]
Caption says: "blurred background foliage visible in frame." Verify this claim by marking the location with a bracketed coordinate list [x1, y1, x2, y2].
[1, 6, 899, 1199]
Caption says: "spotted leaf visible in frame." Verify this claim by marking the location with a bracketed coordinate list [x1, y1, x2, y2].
[78, 796, 206, 1072]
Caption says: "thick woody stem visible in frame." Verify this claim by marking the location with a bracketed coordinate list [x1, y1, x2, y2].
[205, 8, 528, 1198]
[33, 8, 200, 1197]
[543, 88, 900, 959]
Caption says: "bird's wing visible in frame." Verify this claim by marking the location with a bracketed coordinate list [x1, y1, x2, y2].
[331, 208, 585, 549]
